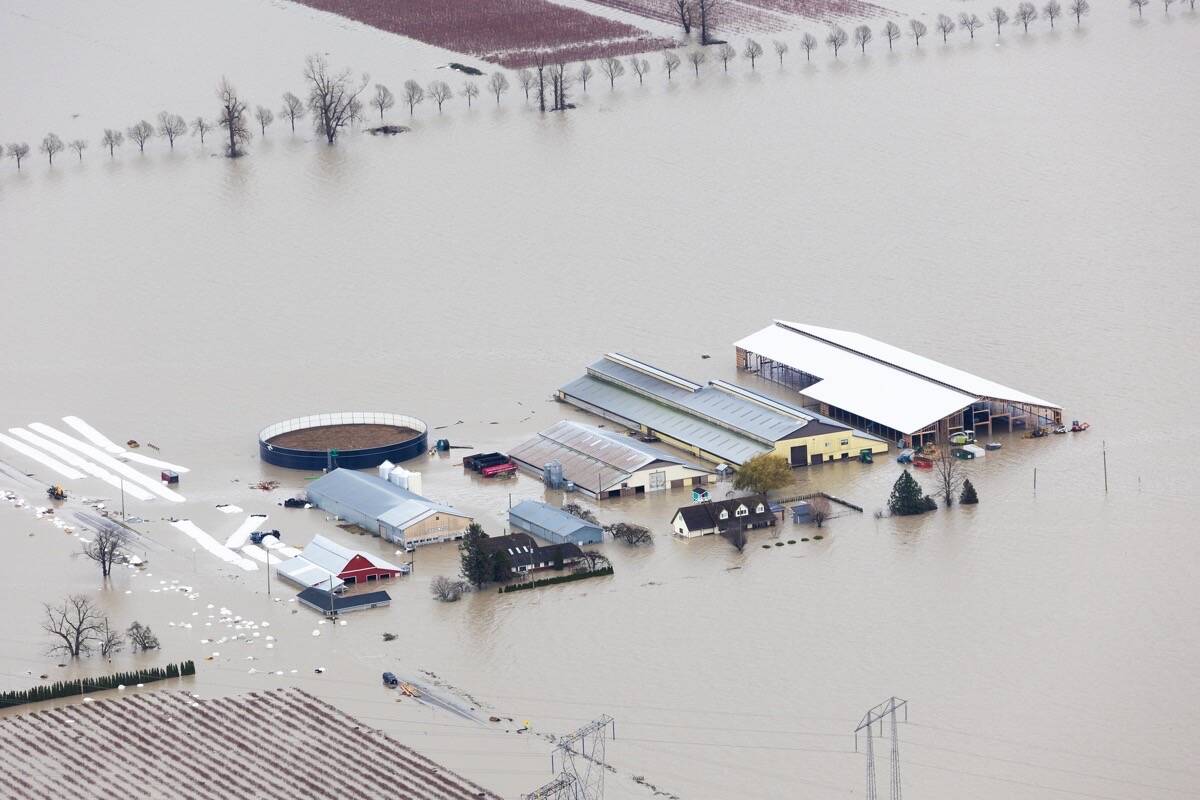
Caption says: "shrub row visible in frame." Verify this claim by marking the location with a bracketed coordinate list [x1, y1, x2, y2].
[0, 660, 196, 709]
[499, 567, 614, 593]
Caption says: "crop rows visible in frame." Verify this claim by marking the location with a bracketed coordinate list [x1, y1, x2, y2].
[739, 0, 892, 22]
[587, 0, 796, 32]
[291, 0, 670, 68]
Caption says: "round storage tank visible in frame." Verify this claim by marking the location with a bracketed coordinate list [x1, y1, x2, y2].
[258, 412, 427, 470]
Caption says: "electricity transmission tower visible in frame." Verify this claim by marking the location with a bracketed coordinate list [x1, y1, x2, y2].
[855, 697, 907, 800]
[523, 715, 615, 800]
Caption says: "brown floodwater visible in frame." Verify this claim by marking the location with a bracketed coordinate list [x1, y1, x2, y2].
[1, 1, 1198, 798]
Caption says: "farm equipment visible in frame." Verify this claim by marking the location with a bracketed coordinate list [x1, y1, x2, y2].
[896, 449, 915, 464]
[1071, 420, 1091, 432]
[46, 485, 67, 500]
[859, 449, 874, 464]
[250, 530, 281, 545]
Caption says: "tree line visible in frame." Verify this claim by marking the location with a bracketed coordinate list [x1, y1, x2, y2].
[0, 661, 195, 710]
[2, 2, 1156, 171]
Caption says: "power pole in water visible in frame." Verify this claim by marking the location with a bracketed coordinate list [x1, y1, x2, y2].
[855, 697, 907, 800]
[524, 715, 615, 800]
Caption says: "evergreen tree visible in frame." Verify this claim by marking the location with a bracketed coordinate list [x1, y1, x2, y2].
[459, 523, 492, 588]
[888, 470, 930, 516]
[490, 547, 512, 583]
[960, 479, 979, 505]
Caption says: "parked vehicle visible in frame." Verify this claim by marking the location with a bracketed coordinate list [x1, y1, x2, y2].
[1071, 420, 1090, 432]
[250, 530, 281, 545]
[985, 442, 1002, 451]
[382, 672, 399, 688]
[949, 431, 976, 445]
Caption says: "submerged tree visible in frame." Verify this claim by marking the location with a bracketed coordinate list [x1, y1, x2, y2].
[1069, 0, 1090, 22]
[800, 32, 819, 60]
[69, 138, 88, 160]
[673, 0, 693, 34]
[577, 61, 594, 91]
[101, 128, 123, 157]
[606, 522, 653, 545]
[600, 55, 626, 88]
[888, 470, 929, 516]
[959, 12, 985, 37]
[254, 105, 274, 135]
[854, 24, 873, 52]
[462, 81, 480, 108]
[989, 6, 1010, 34]
[8, 141, 30, 169]
[687, 48, 707, 76]
[723, 522, 748, 553]
[1043, 0, 1062, 27]
[717, 42, 736, 70]
[82, 524, 127, 578]
[99, 619, 123, 660]
[883, 20, 902, 49]
[732, 453, 792, 496]
[127, 621, 161, 651]
[403, 79, 425, 114]
[936, 14, 956, 41]
[960, 479, 979, 505]
[697, 0, 722, 44]
[933, 453, 964, 507]
[280, 91, 306, 132]
[157, 112, 188, 148]
[743, 38, 764, 69]
[459, 523, 491, 589]
[1015, 2, 1039, 31]
[663, 50, 682, 79]
[827, 25, 849, 58]
[216, 78, 251, 157]
[1129, 0, 1149, 16]
[773, 39, 789, 65]
[43, 595, 105, 658]
[809, 496, 832, 529]
[909, 18, 928, 45]
[430, 576, 468, 602]
[190, 116, 211, 145]
[371, 84, 395, 120]
[40, 133, 64, 165]
[630, 56, 651, 84]
[561, 502, 599, 524]
[517, 68, 535, 100]
[487, 71, 510, 103]
[304, 54, 368, 144]
[427, 80, 453, 113]
[127, 120, 154, 153]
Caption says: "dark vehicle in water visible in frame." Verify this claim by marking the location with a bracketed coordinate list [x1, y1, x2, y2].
[382, 672, 399, 688]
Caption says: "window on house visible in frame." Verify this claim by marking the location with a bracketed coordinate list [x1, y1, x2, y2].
[735, 505, 748, 517]
[755, 504, 764, 513]
[840, 438, 849, 446]
[719, 510, 729, 520]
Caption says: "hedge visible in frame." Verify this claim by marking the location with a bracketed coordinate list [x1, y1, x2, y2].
[499, 567, 614, 593]
[0, 660, 196, 709]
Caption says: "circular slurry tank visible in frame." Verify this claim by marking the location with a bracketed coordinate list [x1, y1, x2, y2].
[258, 412, 427, 470]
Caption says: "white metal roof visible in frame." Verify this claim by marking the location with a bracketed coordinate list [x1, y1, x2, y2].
[735, 323, 979, 435]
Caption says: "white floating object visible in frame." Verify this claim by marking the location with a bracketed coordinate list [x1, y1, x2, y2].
[60, 416, 125, 454]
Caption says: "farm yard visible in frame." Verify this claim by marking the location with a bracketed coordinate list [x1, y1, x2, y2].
[288, 0, 674, 68]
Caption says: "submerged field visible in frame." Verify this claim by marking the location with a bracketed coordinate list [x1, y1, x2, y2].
[1, 0, 1198, 798]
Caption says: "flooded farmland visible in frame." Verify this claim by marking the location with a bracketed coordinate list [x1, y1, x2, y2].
[1, 0, 1198, 797]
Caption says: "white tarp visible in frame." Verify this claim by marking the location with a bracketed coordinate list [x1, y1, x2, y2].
[241, 545, 283, 566]
[28, 423, 185, 502]
[224, 514, 267, 548]
[0, 433, 86, 480]
[7, 427, 154, 499]
[170, 520, 258, 571]
[63, 416, 191, 472]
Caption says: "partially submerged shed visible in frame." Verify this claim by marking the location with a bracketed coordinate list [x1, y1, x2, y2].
[508, 499, 603, 545]
[306, 468, 472, 547]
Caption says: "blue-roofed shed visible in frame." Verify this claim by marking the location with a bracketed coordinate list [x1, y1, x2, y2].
[306, 468, 473, 547]
[508, 500, 604, 545]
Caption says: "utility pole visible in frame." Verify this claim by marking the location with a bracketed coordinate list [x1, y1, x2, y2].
[1033, 467, 1037, 496]
[1102, 440, 1108, 493]
[856, 698, 907, 800]
[120, 477, 126, 519]
[526, 715, 615, 800]
[327, 574, 336, 618]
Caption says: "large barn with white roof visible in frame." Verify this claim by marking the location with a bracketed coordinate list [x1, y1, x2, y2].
[735, 321, 1063, 448]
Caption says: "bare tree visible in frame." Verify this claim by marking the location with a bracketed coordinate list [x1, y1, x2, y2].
[216, 77, 252, 157]
[82, 524, 126, 578]
[99, 618, 123, 660]
[933, 453, 964, 507]
[127, 621, 160, 651]
[687, 48, 707, 76]
[403, 79, 425, 113]
[696, 0, 722, 44]
[8, 142, 30, 169]
[808, 496, 832, 528]
[1129, 0, 1148, 14]
[371, 84, 395, 121]
[549, 63, 571, 111]
[881, 20, 901, 49]
[717, 42, 736, 70]
[561, 502, 599, 524]
[580, 551, 612, 572]
[673, 0, 693, 34]
[430, 575, 468, 602]
[127, 120, 154, 153]
[462, 81, 479, 107]
[1162, 0, 1174, 11]
[1069, 0, 1090, 24]
[600, 56, 626, 88]
[663, 50, 682, 79]
[723, 522, 748, 553]
[69, 139, 88, 160]
[254, 105, 274, 134]
[280, 92, 306, 132]
[40, 133, 64, 165]
[827, 25, 849, 58]
[936, 13, 956, 41]
[427, 80, 453, 112]
[773, 39, 789, 65]
[630, 56, 650, 84]
[517, 69, 535, 100]
[43, 595, 105, 658]
[576, 62, 594, 92]
[157, 112, 187, 147]
[487, 71, 510, 103]
[989, 6, 1010, 34]
[800, 32, 819, 60]
[532, 51, 549, 111]
[1015, 2, 1038, 31]
[743, 38, 764, 69]
[1043, 0, 1062, 26]
[959, 12, 985, 37]
[191, 117, 211, 144]
[909, 18, 928, 45]
[101, 129, 123, 157]
[854, 24, 873, 52]
[605, 522, 653, 545]
[304, 54, 368, 144]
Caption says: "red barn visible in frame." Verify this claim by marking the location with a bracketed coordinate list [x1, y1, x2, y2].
[277, 534, 406, 591]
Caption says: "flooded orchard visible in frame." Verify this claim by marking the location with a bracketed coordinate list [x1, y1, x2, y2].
[1, 0, 1198, 797]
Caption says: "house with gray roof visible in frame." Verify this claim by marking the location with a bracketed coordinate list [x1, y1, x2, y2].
[306, 468, 473, 548]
